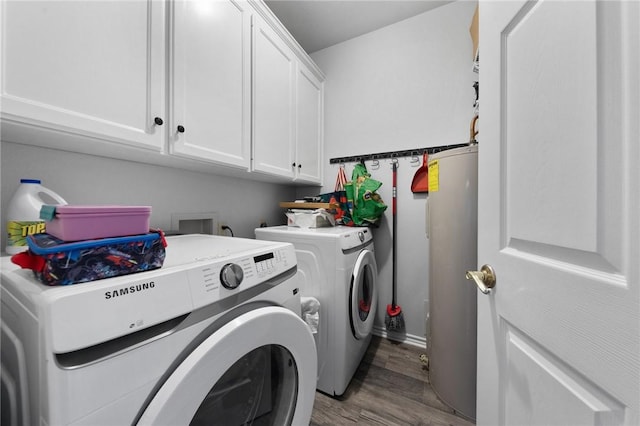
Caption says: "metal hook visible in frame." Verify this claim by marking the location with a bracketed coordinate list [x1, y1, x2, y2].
[371, 159, 380, 170]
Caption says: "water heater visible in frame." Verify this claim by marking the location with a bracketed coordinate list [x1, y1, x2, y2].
[426, 145, 478, 421]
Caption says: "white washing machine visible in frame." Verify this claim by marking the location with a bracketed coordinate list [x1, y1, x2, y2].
[255, 226, 377, 397]
[0, 234, 317, 425]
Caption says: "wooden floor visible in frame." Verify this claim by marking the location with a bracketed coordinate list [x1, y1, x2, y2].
[310, 336, 476, 426]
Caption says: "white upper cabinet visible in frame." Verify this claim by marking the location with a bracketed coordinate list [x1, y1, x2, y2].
[252, 10, 323, 184]
[0, 0, 323, 183]
[294, 64, 323, 184]
[251, 13, 296, 179]
[170, 0, 251, 169]
[0, 1, 166, 151]
[251, 9, 324, 184]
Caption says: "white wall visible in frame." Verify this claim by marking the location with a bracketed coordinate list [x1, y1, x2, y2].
[307, 0, 478, 346]
[1, 142, 296, 244]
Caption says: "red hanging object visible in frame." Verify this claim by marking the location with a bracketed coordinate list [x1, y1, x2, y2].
[410, 152, 429, 193]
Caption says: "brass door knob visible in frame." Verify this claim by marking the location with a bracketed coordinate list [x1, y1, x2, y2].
[466, 264, 496, 294]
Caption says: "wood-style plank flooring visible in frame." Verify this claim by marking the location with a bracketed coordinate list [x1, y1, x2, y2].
[310, 336, 476, 426]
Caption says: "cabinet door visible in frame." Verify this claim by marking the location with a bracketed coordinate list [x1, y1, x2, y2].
[0, 1, 165, 151]
[251, 14, 295, 179]
[294, 64, 323, 184]
[170, 0, 251, 169]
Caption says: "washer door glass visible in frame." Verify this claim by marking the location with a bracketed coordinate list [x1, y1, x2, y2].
[191, 344, 296, 425]
[350, 249, 378, 339]
[137, 306, 317, 426]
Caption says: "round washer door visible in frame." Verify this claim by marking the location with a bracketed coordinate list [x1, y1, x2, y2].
[137, 306, 317, 426]
[350, 249, 378, 339]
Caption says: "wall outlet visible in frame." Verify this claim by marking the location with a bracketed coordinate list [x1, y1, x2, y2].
[218, 222, 227, 236]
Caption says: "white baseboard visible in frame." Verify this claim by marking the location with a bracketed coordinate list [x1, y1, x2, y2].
[372, 325, 426, 350]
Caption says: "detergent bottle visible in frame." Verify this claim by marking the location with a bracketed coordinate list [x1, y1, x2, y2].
[5, 179, 67, 254]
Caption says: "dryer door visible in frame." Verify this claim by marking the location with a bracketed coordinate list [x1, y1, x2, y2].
[136, 306, 317, 426]
[350, 249, 378, 340]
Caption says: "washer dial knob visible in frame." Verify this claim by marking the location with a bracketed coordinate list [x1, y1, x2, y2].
[220, 263, 244, 289]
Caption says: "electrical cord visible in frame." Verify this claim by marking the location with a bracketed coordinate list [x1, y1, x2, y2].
[221, 225, 234, 237]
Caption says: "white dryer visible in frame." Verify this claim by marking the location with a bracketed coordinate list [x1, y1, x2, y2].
[255, 226, 378, 397]
[0, 235, 317, 426]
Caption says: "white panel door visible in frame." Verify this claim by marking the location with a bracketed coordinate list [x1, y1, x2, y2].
[294, 64, 323, 184]
[0, 0, 165, 151]
[477, 1, 639, 425]
[251, 14, 295, 179]
[170, 0, 251, 169]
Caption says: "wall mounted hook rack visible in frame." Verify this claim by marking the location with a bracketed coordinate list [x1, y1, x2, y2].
[328, 143, 470, 165]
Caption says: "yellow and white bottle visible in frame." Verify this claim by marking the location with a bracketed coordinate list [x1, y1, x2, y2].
[5, 179, 67, 254]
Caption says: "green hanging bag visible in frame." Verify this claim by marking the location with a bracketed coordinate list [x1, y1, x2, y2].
[351, 163, 387, 226]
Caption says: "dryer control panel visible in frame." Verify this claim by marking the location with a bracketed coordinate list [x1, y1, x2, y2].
[187, 244, 296, 310]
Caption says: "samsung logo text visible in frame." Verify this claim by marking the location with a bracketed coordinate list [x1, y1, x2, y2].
[105, 282, 155, 299]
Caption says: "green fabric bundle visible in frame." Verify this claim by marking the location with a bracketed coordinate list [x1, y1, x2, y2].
[351, 163, 387, 226]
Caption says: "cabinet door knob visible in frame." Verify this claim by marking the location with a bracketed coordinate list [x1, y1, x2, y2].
[298, 164, 302, 169]
[177, 125, 185, 133]
[154, 117, 164, 126]
[292, 162, 296, 167]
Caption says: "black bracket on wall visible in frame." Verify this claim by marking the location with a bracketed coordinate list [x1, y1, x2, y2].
[328, 143, 470, 165]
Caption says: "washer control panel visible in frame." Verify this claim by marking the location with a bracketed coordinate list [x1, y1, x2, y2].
[187, 244, 296, 309]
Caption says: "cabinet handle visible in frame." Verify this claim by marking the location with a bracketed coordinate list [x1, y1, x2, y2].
[177, 125, 185, 133]
[292, 162, 296, 167]
[154, 117, 164, 126]
[298, 164, 302, 169]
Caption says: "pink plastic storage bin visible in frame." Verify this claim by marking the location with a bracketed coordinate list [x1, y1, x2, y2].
[43, 205, 151, 241]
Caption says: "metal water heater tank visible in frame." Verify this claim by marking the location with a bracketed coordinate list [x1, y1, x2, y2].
[426, 145, 478, 421]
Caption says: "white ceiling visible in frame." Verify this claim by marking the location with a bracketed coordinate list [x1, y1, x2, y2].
[264, 0, 454, 53]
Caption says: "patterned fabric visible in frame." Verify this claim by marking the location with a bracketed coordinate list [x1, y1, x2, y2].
[335, 165, 348, 191]
[319, 190, 354, 226]
[318, 166, 355, 226]
[14, 231, 166, 286]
